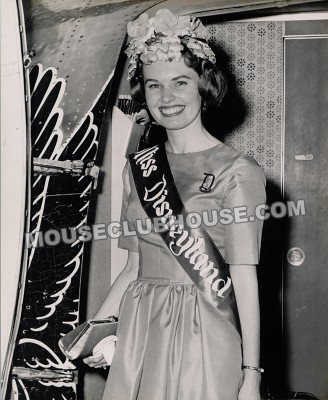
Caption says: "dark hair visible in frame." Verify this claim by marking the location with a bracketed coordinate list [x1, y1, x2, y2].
[129, 41, 227, 114]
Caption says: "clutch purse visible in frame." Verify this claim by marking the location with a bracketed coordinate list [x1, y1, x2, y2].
[58, 317, 118, 360]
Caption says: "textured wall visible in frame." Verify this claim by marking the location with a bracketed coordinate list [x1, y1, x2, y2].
[207, 21, 283, 186]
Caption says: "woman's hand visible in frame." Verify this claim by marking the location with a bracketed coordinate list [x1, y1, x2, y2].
[238, 370, 261, 400]
[83, 354, 108, 369]
[83, 335, 117, 369]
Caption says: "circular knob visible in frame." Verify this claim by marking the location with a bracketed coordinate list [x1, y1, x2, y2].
[286, 247, 305, 266]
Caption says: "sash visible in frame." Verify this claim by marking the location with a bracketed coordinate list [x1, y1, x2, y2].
[128, 144, 237, 311]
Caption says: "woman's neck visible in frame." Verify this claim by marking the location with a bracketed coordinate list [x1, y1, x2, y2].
[165, 118, 221, 154]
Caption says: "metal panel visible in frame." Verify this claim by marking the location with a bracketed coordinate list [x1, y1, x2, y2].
[148, 0, 327, 18]
[284, 34, 328, 398]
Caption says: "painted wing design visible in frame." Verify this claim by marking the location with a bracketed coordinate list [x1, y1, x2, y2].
[12, 63, 114, 397]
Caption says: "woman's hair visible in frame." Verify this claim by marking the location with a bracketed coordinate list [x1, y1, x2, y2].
[130, 42, 227, 114]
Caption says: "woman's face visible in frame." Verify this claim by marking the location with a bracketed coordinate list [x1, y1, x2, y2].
[143, 58, 202, 131]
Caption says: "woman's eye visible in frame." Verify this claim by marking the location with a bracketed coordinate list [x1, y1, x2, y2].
[176, 81, 187, 87]
[148, 83, 160, 89]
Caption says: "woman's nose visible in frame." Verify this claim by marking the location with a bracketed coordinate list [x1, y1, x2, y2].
[161, 86, 175, 103]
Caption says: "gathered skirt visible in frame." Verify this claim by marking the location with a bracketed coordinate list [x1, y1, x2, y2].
[101, 278, 243, 400]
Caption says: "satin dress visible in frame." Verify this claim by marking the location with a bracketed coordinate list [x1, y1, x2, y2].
[102, 142, 266, 400]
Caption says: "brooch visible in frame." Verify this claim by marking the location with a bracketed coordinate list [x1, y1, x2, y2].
[199, 173, 215, 193]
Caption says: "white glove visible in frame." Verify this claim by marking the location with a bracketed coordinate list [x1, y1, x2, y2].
[93, 335, 118, 365]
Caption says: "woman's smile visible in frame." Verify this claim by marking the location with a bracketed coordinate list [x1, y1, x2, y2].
[143, 58, 202, 131]
[159, 105, 186, 117]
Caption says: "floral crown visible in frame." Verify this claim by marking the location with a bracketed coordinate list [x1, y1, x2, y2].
[125, 9, 216, 79]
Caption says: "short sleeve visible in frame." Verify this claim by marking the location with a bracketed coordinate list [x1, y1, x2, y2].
[223, 158, 266, 265]
[117, 162, 139, 252]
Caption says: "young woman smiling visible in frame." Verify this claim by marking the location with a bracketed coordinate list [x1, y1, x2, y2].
[84, 9, 266, 400]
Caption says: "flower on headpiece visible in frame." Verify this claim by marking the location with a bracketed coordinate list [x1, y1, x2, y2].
[125, 9, 217, 79]
[167, 48, 183, 62]
[127, 13, 152, 39]
[125, 39, 145, 59]
[184, 37, 216, 63]
[152, 9, 191, 37]
[161, 35, 181, 45]
[189, 18, 210, 40]
[140, 50, 158, 64]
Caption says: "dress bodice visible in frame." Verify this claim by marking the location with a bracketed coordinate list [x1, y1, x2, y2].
[118, 142, 266, 282]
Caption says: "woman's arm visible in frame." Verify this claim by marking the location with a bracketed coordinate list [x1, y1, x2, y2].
[83, 250, 139, 368]
[94, 250, 139, 319]
[230, 264, 261, 399]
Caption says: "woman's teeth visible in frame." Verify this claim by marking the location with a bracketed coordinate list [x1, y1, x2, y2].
[160, 106, 185, 116]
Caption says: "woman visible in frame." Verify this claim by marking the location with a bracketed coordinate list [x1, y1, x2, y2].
[84, 9, 266, 400]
